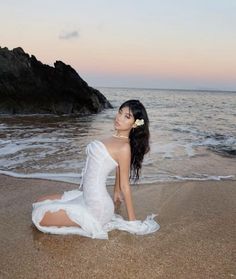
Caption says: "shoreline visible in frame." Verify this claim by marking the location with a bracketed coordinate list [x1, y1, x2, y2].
[0, 174, 235, 278]
[0, 171, 235, 187]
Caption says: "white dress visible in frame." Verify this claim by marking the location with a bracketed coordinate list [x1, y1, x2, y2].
[32, 140, 160, 239]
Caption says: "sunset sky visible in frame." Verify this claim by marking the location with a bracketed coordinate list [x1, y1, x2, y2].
[1, 0, 236, 90]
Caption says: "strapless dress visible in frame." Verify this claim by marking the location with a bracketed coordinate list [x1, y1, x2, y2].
[32, 140, 160, 239]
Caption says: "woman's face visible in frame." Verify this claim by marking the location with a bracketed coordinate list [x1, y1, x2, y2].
[114, 106, 135, 132]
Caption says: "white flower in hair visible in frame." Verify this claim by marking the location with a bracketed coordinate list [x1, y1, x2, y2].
[134, 119, 144, 127]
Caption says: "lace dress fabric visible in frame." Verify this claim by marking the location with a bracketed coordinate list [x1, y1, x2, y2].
[32, 140, 160, 239]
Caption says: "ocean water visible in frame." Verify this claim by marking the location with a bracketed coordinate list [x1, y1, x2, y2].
[0, 88, 235, 185]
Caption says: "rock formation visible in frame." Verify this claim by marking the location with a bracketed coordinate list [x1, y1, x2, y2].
[0, 47, 112, 114]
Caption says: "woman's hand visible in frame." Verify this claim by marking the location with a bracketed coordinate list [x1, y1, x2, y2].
[113, 191, 123, 208]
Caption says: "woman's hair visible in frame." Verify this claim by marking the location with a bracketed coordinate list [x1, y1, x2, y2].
[119, 99, 150, 182]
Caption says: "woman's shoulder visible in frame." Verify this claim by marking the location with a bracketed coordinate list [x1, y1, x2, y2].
[99, 137, 131, 155]
[119, 141, 131, 152]
[115, 141, 131, 163]
[102, 136, 129, 147]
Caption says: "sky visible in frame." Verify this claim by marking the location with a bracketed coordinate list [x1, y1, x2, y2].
[1, 0, 236, 91]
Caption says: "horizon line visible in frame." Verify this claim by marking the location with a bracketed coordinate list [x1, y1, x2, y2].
[93, 85, 236, 93]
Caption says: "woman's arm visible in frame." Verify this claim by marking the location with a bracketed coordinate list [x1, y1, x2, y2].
[118, 144, 136, 221]
[113, 166, 122, 204]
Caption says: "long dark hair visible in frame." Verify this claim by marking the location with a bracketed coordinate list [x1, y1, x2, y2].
[119, 100, 150, 181]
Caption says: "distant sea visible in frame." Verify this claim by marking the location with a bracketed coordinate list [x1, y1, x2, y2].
[0, 88, 235, 185]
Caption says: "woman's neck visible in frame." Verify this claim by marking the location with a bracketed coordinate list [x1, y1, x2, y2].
[112, 133, 129, 139]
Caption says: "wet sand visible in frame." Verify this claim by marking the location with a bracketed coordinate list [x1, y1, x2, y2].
[0, 174, 235, 279]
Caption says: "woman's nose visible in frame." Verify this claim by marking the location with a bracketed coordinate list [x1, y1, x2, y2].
[116, 114, 121, 121]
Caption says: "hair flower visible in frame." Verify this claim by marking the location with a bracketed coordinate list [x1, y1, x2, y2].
[134, 119, 144, 127]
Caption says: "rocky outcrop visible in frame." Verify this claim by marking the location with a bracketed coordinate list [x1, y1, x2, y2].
[0, 47, 112, 114]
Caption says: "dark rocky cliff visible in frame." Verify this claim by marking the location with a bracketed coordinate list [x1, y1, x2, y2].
[0, 47, 112, 114]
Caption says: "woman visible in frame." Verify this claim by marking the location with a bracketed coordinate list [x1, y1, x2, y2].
[32, 100, 160, 239]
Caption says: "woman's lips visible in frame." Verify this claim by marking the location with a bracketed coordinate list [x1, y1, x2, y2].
[115, 121, 120, 126]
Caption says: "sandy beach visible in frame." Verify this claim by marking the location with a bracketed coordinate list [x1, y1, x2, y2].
[0, 174, 235, 279]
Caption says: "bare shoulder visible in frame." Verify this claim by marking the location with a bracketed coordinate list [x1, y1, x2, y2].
[119, 141, 131, 152]
[118, 142, 131, 160]
[99, 137, 131, 162]
[100, 137, 130, 152]
[117, 142, 131, 171]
